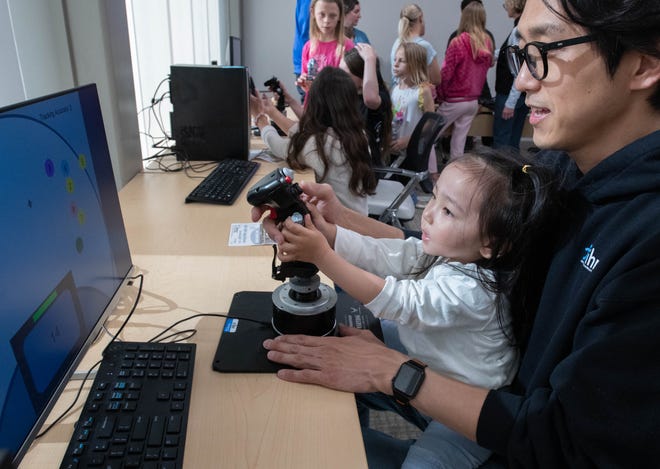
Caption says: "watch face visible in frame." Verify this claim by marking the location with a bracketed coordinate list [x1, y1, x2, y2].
[394, 362, 424, 395]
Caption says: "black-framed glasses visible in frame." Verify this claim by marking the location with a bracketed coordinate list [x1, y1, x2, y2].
[505, 34, 596, 81]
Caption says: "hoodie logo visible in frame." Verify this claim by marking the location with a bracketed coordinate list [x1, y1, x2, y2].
[581, 244, 600, 272]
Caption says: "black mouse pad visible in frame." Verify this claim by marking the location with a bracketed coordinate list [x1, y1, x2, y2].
[212, 290, 383, 373]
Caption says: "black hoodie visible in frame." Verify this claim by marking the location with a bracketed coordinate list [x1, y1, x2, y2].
[477, 130, 660, 467]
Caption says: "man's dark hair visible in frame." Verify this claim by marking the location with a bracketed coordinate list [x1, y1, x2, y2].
[343, 0, 359, 13]
[544, 0, 660, 110]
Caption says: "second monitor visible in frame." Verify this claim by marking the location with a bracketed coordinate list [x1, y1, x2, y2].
[169, 64, 250, 161]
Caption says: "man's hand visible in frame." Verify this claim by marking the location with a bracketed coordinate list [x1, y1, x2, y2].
[263, 325, 406, 394]
[298, 181, 345, 225]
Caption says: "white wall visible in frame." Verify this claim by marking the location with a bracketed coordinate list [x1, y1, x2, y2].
[0, 0, 142, 189]
[242, 0, 515, 93]
[125, 0, 226, 160]
[0, 0, 73, 105]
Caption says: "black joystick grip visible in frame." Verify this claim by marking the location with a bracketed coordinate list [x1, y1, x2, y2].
[247, 168, 317, 281]
[247, 168, 309, 224]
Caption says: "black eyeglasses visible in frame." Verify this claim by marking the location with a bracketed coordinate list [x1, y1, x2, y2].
[505, 34, 596, 81]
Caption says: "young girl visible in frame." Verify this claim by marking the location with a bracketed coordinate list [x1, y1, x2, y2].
[297, 0, 354, 92]
[277, 147, 560, 468]
[390, 42, 435, 155]
[434, 1, 494, 168]
[340, 43, 392, 167]
[390, 4, 441, 85]
[251, 67, 376, 214]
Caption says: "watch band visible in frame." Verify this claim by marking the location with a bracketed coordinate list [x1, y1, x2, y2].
[392, 358, 427, 405]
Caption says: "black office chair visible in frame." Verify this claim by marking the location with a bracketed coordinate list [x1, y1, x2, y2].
[367, 112, 445, 228]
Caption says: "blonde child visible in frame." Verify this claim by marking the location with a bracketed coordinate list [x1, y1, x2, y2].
[297, 0, 354, 93]
[390, 42, 435, 156]
[390, 4, 442, 85]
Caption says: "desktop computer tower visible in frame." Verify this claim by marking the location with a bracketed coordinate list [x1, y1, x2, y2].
[169, 64, 250, 161]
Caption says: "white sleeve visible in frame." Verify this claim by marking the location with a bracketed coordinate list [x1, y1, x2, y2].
[261, 123, 300, 159]
[366, 263, 499, 331]
[334, 226, 425, 278]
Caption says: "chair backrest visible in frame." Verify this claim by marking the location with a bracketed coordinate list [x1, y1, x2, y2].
[401, 112, 445, 172]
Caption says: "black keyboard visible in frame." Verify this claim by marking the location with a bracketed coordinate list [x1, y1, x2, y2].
[185, 158, 260, 205]
[60, 341, 196, 469]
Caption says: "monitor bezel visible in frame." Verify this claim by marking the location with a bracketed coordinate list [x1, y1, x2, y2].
[0, 84, 135, 465]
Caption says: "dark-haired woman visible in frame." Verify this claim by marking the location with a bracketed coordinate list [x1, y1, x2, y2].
[251, 66, 376, 214]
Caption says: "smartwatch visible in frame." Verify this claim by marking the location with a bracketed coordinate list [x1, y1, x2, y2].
[392, 358, 427, 405]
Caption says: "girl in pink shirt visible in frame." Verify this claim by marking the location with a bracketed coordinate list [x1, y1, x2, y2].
[297, 0, 354, 93]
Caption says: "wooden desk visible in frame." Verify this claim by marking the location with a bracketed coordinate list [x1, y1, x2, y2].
[20, 161, 367, 468]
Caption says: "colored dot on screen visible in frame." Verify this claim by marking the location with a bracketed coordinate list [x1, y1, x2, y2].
[76, 237, 84, 254]
[44, 159, 55, 177]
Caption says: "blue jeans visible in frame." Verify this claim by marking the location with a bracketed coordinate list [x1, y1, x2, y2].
[493, 93, 529, 150]
[357, 320, 492, 468]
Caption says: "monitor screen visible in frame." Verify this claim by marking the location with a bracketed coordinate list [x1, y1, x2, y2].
[0, 84, 134, 463]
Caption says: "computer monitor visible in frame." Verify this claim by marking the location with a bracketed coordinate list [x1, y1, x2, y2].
[0, 84, 134, 464]
[169, 64, 250, 161]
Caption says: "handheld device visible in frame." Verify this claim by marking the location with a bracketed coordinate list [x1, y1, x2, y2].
[247, 168, 337, 336]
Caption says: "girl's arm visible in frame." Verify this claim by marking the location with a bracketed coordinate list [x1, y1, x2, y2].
[428, 57, 442, 85]
[356, 44, 381, 110]
[421, 85, 435, 112]
[280, 216, 385, 305]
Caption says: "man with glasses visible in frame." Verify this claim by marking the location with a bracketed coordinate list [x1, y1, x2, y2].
[258, 0, 660, 466]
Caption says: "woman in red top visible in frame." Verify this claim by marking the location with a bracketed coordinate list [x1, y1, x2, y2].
[432, 1, 493, 171]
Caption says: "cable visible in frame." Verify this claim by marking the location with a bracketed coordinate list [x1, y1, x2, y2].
[148, 312, 271, 344]
[34, 359, 102, 439]
[33, 274, 145, 440]
[33, 272, 269, 439]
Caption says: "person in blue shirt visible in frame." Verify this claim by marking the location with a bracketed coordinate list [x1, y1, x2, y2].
[293, 0, 312, 101]
[257, 0, 660, 466]
[343, 0, 370, 45]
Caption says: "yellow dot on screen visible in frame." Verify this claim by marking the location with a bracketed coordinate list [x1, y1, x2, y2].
[78, 154, 87, 169]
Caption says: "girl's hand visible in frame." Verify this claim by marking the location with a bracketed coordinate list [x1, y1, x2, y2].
[249, 93, 264, 117]
[295, 73, 312, 93]
[391, 136, 409, 153]
[279, 214, 331, 264]
[260, 93, 277, 114]
[305, 202, 337, 248]
[355, 42, 377, 63]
